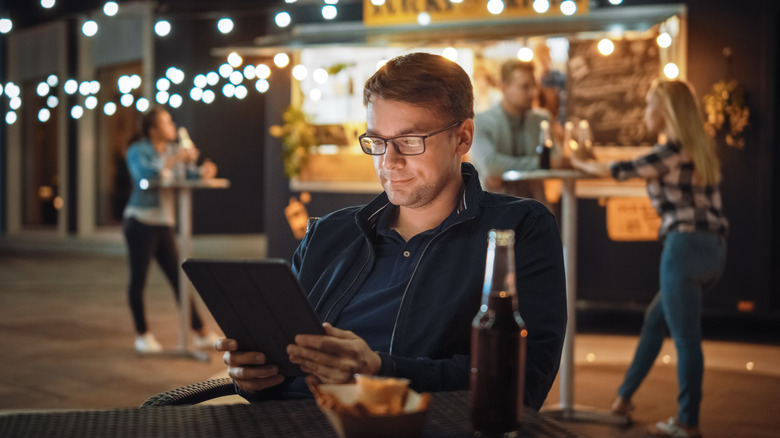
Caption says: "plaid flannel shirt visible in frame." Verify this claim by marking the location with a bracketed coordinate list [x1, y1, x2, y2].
[610, 142, 729, 239]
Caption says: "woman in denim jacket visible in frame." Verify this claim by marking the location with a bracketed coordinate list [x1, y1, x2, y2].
[123, 107, 218, 353]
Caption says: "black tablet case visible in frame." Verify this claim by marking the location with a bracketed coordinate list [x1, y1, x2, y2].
[182, 258, 325, 377]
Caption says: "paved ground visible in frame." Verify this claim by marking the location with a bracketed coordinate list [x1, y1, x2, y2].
[1, 234, 779, 437]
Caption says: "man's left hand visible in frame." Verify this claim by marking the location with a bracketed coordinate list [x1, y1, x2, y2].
[287, 323, 382, 384]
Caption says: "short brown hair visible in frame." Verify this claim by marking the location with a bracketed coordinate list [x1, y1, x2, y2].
[363, 52, 475, 121]
[500, 60, 535, 85]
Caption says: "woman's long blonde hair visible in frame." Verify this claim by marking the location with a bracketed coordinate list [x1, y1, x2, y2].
[650, 79, 721, 185]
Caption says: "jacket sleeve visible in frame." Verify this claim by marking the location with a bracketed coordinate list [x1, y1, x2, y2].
[126, 144, 163, 181]
[376, 352, 470, 392]
[513, 207, 567, 410]
[610, 143, 679, 181]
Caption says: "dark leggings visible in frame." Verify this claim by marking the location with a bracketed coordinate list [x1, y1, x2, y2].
[123, 217, 203, 334]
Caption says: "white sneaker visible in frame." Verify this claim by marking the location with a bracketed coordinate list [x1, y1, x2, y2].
[193, 331, 220, 350]
[135, 332, 163, 353]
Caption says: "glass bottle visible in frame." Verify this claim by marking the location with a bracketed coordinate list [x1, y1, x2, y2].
[470, 229, 527, 437]
[563, 121, 577, 158]
[536, 120, 552, 170]
[577, 120, 593, 159]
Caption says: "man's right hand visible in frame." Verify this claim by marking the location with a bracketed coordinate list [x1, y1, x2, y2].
[215, 338, 286, 392]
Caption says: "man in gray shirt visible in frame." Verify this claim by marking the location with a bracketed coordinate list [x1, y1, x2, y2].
[471, 60, 564, 202]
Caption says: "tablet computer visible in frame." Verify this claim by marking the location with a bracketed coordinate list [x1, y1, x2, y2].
[182, 258, 325, 377]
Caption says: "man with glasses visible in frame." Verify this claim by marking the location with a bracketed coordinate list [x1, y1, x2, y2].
[217, 52, 566, 410]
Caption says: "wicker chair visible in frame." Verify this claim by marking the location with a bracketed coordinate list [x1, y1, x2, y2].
[140, 377, 239, 407]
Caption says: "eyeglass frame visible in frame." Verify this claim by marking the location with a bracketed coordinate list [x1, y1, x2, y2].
[358, 120, 463, 156]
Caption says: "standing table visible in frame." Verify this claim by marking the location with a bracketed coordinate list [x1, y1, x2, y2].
[148, 178, 230, 361]
[502, 169, 627, 425]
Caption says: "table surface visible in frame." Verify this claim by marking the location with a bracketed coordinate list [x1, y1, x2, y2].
[149, 178, 231, 189]
[0, 391, 588, 438]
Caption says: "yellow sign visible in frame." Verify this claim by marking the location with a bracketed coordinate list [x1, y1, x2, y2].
[605, 197, 661, 242]
[364, 0, 589, 27]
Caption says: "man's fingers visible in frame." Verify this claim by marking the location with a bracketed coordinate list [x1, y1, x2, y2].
[228, 364, 280, 380]
[223, 351, 269, 366]
[214, 338, 238, 351]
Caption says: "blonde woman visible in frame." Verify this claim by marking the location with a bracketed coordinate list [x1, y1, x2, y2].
[572, 80, 728, 438]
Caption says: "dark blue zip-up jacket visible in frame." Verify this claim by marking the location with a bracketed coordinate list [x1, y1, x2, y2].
[286, 163, 566, 410]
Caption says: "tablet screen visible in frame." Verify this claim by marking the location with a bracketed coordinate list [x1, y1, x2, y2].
[182, 258, 325, 376]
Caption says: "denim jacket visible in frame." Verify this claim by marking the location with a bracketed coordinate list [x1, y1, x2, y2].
[125, 139, 199, 210]
[244, 163, 566, 410]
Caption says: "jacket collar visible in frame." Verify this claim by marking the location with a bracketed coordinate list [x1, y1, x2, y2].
[355, 162, 483, 235]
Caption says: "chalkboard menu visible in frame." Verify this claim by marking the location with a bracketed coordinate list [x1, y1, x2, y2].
[566, 38, 660, 146]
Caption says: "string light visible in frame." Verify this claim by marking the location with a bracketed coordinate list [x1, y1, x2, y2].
[117, 76, 133, 94]
[46, 75, 59, 87]
[202, 89, 216, 104]
[156, 78, 171, 92]
[229, 71, 244, 85]
[227, 52, 243, 68]
[487, 0, 504, 15]
[156, 91, 170, 104]
[193, 74, 208, 89]
[417, 12, 431, 25]
[0, 18, 13, 34]
[136, 97, 150, 112]
[274, 53, 290, 68]
[219, 63, 234, 78]
[243, 65, 256, 80]
[292, 65, 308, 81]
[41, 0, 56, 10]
[169, 94, 183, 108]
[560, 0, 577, 16]
[103, 102, 117, 116]
[222, 83, 236, 98]
[64, 80, 79, 95]
[517, 47, 534, 62]
[78, 81, 92, 96]
[206, 72, 220, 86]
[532, 0, 549, 14]
[129, 74, 142, 89]
[322, 5, 337, 20]
[190, 88, 203, 101]
[46, 96, 59, 108]
[598, 39, 615, 56]
[43, 107, 56, 122]
[6, 111, 18, 125]
[71, 105, 84, 120]
[120, 94, 134, 107]
[103, 2, 119, 17]
[85, 96, 98, 110]
[312, 68, 328, 84]
[217, 18, 234, 34]
[234, 85, 248, 99]
[82, 20, 98, 37]
[155, 20, 171, 37]
[657, 32, 673, 48]
[442, 47, 458, 62]
[663, 62, 679, 79]
[255, 79, 270, 93]
[275, 12, 291, 28]
[256, 64, 271, 79]
[37, 83, 51, 97]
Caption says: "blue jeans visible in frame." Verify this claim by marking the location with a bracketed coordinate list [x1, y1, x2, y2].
[617, 231, 727, 427]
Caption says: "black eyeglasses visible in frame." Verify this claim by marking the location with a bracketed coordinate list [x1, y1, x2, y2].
[358, 120, 463, 156]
